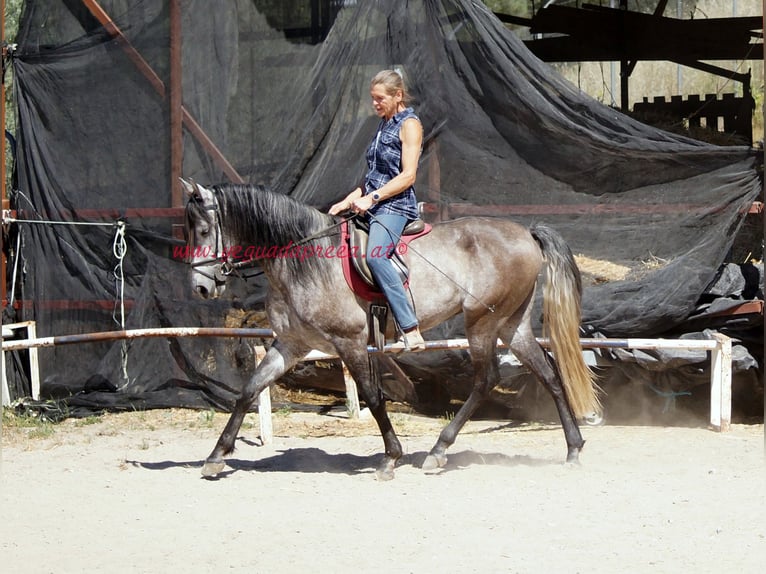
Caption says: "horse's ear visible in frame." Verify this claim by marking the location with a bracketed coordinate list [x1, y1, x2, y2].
[179, 177, 198, 199]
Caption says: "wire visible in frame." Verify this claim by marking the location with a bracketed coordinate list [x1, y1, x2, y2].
[3, 216, 116, 227]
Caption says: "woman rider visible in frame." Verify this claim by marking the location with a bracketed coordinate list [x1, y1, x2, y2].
[329, 69, 425, 351]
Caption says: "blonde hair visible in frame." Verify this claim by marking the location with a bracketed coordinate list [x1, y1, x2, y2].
[370, 69, 412, 104]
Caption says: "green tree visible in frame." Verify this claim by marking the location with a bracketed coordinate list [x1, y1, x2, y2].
[3, 0, 23, 193]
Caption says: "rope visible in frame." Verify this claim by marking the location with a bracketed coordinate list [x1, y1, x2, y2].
[111, 221, 130, 386]
[292, 214, 355, 246]
[8, 228, 21, 305]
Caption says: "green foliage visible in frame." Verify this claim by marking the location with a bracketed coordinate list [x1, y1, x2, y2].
[481, 0, 530, 15]
[73, 415, 103, 427]
[200, 408, 217, 427]
[276, 405, 293, 417]
[2, 406, 57, 439]
[3, 0, 23, 41]
[4, 0, 23, 192]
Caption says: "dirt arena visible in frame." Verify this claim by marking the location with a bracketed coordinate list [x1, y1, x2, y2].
[1, 407, 764, 573]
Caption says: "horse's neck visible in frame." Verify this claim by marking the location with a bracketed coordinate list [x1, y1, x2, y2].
[253, 217, 340, 289]
[244, 202, 332, 248]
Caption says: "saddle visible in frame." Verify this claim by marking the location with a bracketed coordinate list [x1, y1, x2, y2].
[340, 217, 432, 302]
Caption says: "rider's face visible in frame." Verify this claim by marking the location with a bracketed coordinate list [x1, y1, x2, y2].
[371, 84, 402, 120]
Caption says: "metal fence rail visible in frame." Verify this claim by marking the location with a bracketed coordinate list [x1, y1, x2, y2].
[2, 325, 732, 442]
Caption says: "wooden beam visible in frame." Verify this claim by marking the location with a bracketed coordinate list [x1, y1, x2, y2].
[79, 0, 244, 183]
[526, 6, 763, 63]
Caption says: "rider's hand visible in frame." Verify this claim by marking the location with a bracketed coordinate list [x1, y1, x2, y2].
[328, 200, 350, 215]
[351, 195, 375, 214]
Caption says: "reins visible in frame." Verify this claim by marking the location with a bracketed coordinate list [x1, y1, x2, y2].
[188, 189, 357, 282]
[188, 190, 493, 311]
[366, 212, 496, 313]
[221, 213, 357, 280]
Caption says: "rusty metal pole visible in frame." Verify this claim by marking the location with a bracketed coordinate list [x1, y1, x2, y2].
[169, 0, 182, 210]
[1, 0, 7, 309]
[762, 0, 765, 437]
[168, 0, 184, 247]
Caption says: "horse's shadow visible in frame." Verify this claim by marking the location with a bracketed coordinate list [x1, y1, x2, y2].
[129, 440, 558, 479]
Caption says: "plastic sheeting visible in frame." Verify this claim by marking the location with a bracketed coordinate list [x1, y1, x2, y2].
[3, 0, 762, 413]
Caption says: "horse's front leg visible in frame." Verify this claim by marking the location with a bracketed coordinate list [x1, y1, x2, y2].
[338, 345, 402, 481]
[201, 340, 304, 478]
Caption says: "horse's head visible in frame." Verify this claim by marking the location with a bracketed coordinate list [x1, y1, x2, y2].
[181, 178, 228, 299]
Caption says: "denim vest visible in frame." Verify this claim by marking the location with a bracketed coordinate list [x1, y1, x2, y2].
[364, 107, 420, 220]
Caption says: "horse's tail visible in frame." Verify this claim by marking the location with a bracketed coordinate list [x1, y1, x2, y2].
[530, 224, 600, 418]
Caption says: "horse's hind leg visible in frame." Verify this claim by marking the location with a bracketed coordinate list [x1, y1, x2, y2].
[422, 333, 499, 471]
[201, 340, 304, 478]
[510, 328, 585, 463]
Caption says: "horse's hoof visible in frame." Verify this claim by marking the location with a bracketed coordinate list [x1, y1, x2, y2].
[422, 453, 446, 471]
[375, 461, 396, 481]
[565, 449, 582, 466]
[375, 468, 395, 481]
[201, 460, 226, 477]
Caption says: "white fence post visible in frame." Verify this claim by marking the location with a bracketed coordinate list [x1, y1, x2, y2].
[254, 345, 273, 445]
[1, 321, 41, 406]
[342, 362, 361, 419]
[709, 333, 732, 432]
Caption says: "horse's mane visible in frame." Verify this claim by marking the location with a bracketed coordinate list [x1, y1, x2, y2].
[212, 183, 341, 283]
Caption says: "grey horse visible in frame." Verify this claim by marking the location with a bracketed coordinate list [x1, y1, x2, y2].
[181, 179, 599, 480]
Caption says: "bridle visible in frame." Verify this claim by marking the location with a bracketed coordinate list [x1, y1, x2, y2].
[188, 190, 231, 287]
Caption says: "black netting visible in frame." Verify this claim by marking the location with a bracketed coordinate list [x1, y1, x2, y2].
[4, 0, 762, 413]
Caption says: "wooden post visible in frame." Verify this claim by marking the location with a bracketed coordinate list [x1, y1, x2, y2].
[1, 321, 41, 405]
[25, 322, 40, 400]
[254, 345, 273, 445]
[709, 333, 732, 432]
[342, 362, 360, 418]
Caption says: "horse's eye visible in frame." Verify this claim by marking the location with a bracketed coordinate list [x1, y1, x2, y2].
[200, 226, 210, 237]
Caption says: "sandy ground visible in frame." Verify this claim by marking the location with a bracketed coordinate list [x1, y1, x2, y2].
[1, 408, 764, 574]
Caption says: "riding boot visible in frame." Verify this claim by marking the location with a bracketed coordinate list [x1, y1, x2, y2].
[399, 327, 426, 351]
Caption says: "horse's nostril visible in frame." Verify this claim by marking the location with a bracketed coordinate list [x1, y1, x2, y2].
[196, 285, 209, 299]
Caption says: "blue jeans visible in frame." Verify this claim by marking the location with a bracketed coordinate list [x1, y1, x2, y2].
[366, 213, 419, 332]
